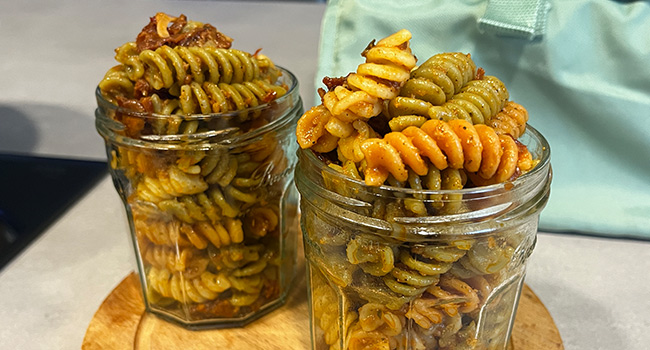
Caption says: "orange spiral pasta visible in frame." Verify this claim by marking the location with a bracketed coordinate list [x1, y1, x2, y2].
[296, 29, 417, 152]
[487, 100, 529, 138]
[345, 29, 417, 101]
[360, 119, 531, 186]
[296, 104, 340, 152]
[336, 120, 378, 163]
[384, 62, 533, 142]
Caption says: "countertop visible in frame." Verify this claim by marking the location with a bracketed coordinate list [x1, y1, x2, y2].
[0, 1, 648, 349]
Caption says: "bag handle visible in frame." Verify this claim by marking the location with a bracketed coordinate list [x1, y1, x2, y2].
[478, 0, 552, 40]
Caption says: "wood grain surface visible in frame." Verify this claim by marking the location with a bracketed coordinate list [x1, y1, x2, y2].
[83, 265, 563, 350]
[510, 285, 565, 350]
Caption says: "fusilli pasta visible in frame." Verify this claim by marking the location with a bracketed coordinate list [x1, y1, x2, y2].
[403, 52, 477, 104]
[178, 80, 287, 116]
[360, 120, 531, 186]
[297, 28, 546, 350]
[296, 29, 417, 152]
[98, 12, 301, 324]
[138, 46, 274, 90]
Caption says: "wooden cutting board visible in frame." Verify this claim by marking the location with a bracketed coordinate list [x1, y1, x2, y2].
[82, 265, 563, 350]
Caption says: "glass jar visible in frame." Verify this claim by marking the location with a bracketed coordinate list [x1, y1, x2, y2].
[296, 126, 551, 350]
[96, 67, 302, 329]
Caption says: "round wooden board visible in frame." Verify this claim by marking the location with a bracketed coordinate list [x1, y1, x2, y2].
[83, 268, 563, 350]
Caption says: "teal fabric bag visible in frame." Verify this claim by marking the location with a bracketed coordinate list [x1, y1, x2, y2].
[315, 0, 650, 240]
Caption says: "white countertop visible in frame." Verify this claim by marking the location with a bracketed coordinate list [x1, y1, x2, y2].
[0, 1, 648, 349]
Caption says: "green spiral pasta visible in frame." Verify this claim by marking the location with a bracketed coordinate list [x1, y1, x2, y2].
[179, 80, 287, 116]
[349, 272, 412, 311]
[434, 75, 509, 124]
[382, 247, 459, 299]
[114, 42, 144, 81]
[458, 236, 515, 275]
[346, 235, 396, 277]
[398, 168, 467, 216]
[402, 52, 477, 104]
[175, 149, 239, 187]
[136, 46, 277, 91]
[388, 75, 510, 126]
[176, 146, 279, 190]
[98, 66, 134, 101]
[208, 243, 266, 270]
[452, 76, 509, 120]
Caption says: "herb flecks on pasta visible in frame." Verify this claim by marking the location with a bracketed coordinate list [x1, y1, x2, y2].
[361, 119, 533, 186]
[99, 13, 297, 323]
[296, 29, 416, 152]
[298, 29, 542, 350]
[296, 29, 534, 189]
[99, 12, 284, 129]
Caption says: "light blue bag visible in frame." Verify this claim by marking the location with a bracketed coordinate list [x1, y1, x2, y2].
[316, 0, 650, 240]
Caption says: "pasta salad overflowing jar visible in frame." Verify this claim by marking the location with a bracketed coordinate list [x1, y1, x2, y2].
[295, 29, 552, 350]
[95, 13, 302, 329]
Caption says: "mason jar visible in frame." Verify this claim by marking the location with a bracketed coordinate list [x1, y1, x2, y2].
[295, 126, 551, 350]
[96, 67, 302, 329]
